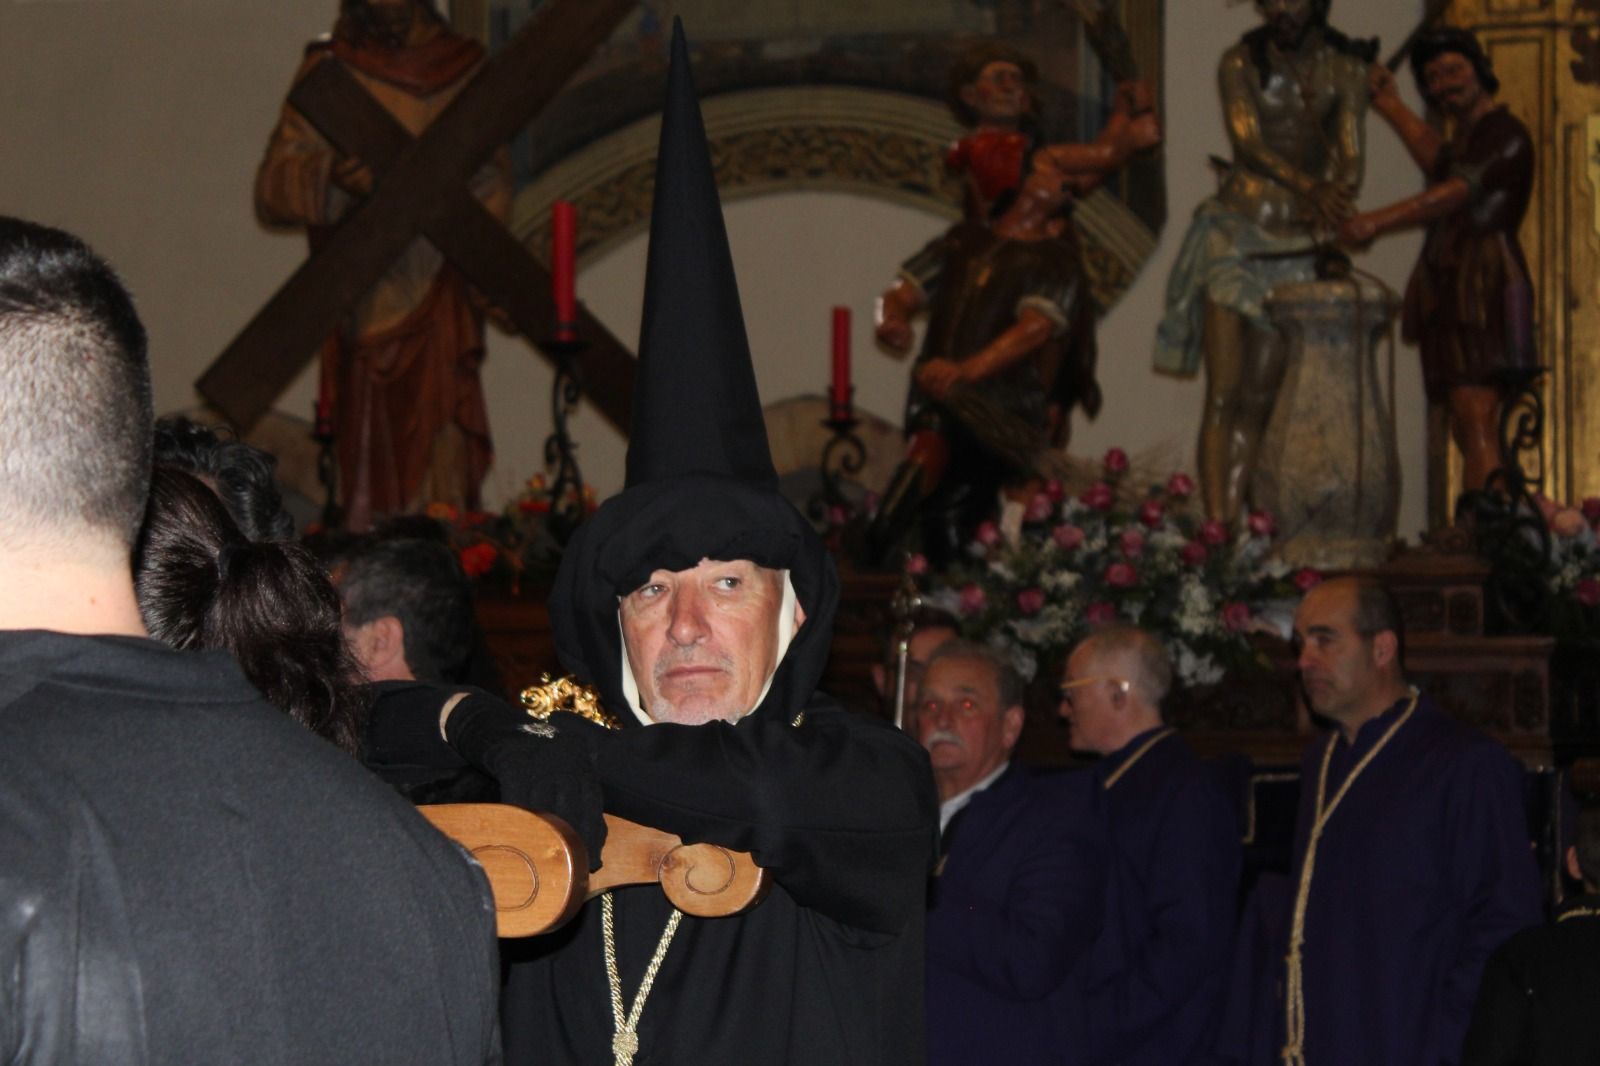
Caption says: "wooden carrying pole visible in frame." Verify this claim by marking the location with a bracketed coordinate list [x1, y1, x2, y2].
[419, 804, 770, 937]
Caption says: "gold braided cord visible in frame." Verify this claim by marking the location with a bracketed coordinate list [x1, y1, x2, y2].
[1101, 727, 1178, 790]
[1281, 688, 1419, 1066]
[519, 674, 623, 731]
[1558, 906, 1600, 923]
[602, 891, 683, 1066]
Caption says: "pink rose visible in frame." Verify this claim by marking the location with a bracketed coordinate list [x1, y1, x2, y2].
[1553, 509, 1587, 538]
[1583, 497, 1600, 524]
[1577, 579, 1600, 607]
[1200, 519, 1229, 547]
[958, 583, 988, 615]
[1104, 561, 1138, 588]
[1138, 499, 1164, 528]
[1053, 523, 1085, 551]
[1221, 601, 1252, 631]
[975, 521, 1001, 548]
[827, 505, 850, 528]
[1080, 482, 1115, 511]
[1536, 494, 1559, 524]
[1103, 447, 1130, 474]
[1246, 510, 1277, 537]
[904, 553, 929, 576]
[1025, 492, 1054, 523]
[1085, 602, 1118, 625]
[1166, 472, 1195, 498]
[1181, 541, 1209, 566]
[1119, 529, 1146, 559]
[1017, 587, 1046, 615]
[1045, 478, 1066, 503]
[1293, 567, 1324, 592]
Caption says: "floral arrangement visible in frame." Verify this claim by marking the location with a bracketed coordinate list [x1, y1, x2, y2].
[427, 475, 593, 593]
[920, 448, 1319, 687]
[1502, 493, 1600, 639]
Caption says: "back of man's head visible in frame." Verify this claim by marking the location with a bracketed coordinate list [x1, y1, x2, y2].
[1347, 576, 1407, 674]
[338, 534, 474, 683]
[0, 217, 150, 557]
[1077, 624, 1172, 710]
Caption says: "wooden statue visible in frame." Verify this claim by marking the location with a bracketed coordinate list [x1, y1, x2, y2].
[1339, 28, 1536, 499]
[256, 0, 511, 530]
[871, 42, 1159, 565]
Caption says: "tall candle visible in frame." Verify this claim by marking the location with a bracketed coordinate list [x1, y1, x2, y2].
[551, 200, 577, 341]
[830, 306, 851, 420]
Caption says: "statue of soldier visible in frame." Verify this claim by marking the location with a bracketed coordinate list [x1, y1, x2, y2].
[1154, 0, 1375, 524]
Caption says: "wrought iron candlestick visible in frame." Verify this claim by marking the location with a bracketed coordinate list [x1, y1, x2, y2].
[1471, 366, 1550, 632]
[543, 335, 588, 545]
[807, 388, 866, 532]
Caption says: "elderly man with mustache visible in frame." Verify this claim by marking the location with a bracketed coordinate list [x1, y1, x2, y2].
[913, 640, 1106, 1066]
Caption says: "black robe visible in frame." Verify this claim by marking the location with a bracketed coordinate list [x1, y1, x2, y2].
[454, 474, 940, 1065]
[0, 631, 501, 1065]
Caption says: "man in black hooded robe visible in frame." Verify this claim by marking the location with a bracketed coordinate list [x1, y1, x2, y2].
[442, 21, 939, 1066]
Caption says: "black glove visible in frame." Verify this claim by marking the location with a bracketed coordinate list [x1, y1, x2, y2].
[444, 693, 608, 870]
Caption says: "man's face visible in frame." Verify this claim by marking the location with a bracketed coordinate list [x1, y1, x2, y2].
[915, 654, 1022, 798]
[1423, 51, 1485, 118]
[620, 558, 802, 726]
[962, 60, 1029, 126]
[1058, 645, 1125, 755]
[1293, 583, 1381, 724]
[1256, 0, 1315, 49]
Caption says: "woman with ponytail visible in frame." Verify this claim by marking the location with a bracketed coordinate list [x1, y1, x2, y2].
[134, 466, 368, 754]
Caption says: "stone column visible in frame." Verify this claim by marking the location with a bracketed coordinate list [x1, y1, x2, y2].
[1251, 278, 1400, 568]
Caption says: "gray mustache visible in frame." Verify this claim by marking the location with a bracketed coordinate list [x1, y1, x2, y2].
[924, 728, 964, 749]
[653, 648, 735, 685]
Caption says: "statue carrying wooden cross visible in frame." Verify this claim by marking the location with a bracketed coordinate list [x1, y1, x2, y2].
[201, 0, 638, 531]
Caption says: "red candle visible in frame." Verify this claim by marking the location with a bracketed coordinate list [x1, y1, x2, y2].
[830, 306, 851, 420]
[551, 200, 577, 341]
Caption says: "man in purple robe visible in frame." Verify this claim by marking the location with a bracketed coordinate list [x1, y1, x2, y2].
[1058, 625, 1241, 1065]
[1260, 577, 1541, 1065]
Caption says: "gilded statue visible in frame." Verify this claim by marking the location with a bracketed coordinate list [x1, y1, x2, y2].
[1154, 0, 1375, 524]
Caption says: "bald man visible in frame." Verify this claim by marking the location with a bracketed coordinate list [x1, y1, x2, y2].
[1256, 576, 1541, 1065]
[1058, 625, 1241, 1065]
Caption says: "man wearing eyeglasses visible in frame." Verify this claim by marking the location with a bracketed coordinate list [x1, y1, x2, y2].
[1057, 625, 1241, 1065]
[915, 640, 1105, 1066]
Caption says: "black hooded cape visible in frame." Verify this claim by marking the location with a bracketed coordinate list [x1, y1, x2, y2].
[457, 475, 939, 1065]
[446, 19, 938, 1063]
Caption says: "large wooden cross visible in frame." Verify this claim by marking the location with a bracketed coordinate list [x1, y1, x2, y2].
[198, 0, 638, 435]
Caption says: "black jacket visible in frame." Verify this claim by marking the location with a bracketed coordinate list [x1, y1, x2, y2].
[0, 631, 501, 1066]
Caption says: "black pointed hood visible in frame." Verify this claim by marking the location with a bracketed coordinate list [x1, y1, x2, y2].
[626, 19, 776, 491]
[548, 20, 837, 727]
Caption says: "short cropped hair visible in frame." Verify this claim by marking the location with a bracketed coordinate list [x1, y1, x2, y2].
[153, 416, 294, 543]
[0, 217, 151, 549]
[1348, 576, 1407, 667]
[924, 639, 1026, 712]
[1076, 624, 1173, 706]
[337, 534, 475, 683]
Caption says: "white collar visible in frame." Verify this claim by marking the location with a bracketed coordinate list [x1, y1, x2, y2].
[938, 761, 1009, 832]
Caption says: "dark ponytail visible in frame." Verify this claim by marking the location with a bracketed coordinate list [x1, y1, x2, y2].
[135, 467, 369, 755]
